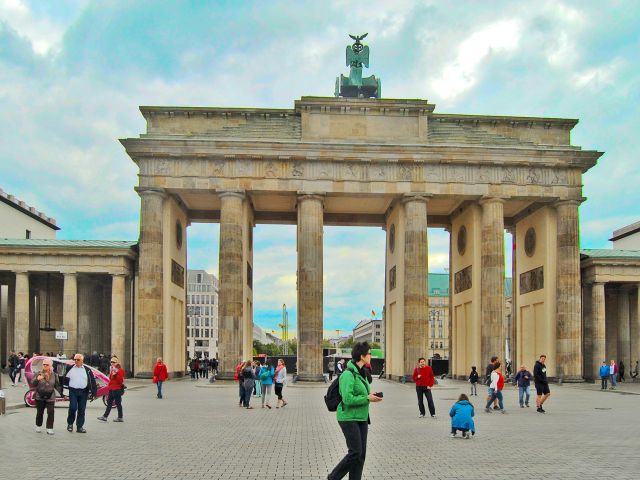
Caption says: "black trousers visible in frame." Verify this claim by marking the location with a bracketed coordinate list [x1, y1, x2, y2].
[329, 421, 368, 480]
[103, 389, 123, 419]
[36, 400, 55, 429]
[416, 386, 435, 416]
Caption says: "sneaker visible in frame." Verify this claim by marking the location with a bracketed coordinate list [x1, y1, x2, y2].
[539, 407, 546, 413]
[525, 404, 530, 408]
[520, 404, 524, 408]
[67, 424, 73, 432]
[97, 416, 107, 422]
[418, 414, 425, 418]
[485, 408, 492, 413]
[77, 427, 87, 433]
[450, 433, 456, 438]
[113, 418, 124, 423]
[35, 426, 42, 433]
[431, 415, 437, 419]
[500, 409, 506, 414]
[46, 429, 54, 435]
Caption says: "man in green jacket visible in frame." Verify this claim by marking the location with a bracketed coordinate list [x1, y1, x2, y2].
[328, 342, 382, 480]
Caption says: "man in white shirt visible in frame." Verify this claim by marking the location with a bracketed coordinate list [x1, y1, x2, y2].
[64, 353, 97, 433]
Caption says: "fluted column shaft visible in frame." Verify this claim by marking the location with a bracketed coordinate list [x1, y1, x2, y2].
[403, 195, 429, 375]
[556, 200, 583, 380]
[62, 273, 78, 358]
[111, 274, 126, 367]
[217, 191, 245, 378]
[617, 288, 630, 368]
[14, 272, 29, 353]
[591, 282, 606, 379]
[135, 187, 165, 377]
[296, 194, 324, 381]
[480, 197, 505, 364]
[632, 285, 640, 369]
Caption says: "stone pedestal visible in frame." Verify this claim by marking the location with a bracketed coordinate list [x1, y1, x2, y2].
[556, 200, 583, 381]
[402, 195, 429, 375]
[217, 191, 246, 379]
[591, 282, 606, 380]
[135, 187, 166, 377]
[111, 274, 126, 367]
[480, 197, 505, 364]
[296, 194, 324, 381]
[62, 273, 78, 358]
[14, 272, 29, 354]
[617, 288, 631, 368]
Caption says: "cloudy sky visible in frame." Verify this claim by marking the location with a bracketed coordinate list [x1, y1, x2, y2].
[1, 1, 638, 336]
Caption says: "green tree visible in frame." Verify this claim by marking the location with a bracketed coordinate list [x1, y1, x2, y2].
[338, 337, 354, 348]
[370, 342, 381, 349]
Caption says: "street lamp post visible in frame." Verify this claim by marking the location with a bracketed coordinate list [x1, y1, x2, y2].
[279, 304, 289, 355]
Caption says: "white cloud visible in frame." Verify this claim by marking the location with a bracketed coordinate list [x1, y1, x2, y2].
[574, 58, 625, 91]
[431, 19, 521, 100]
[0, 0, 85, 55]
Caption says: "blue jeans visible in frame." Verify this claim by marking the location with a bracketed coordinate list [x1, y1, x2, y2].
[67, 388, 88, 429]
[518, 385, 530, 406]
[156, 380, 163, 398]
[609, 374, 617, 387]
[485, 388, 504, 410]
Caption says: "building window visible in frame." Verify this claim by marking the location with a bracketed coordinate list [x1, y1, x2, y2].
[197, 274, 202, 283]
[25, 229, 31, 239]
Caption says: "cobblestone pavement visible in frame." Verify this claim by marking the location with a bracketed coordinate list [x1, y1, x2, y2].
[2, 374, 640, 479]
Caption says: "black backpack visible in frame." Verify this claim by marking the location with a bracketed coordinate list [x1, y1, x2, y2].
[324, 370, 356, 412]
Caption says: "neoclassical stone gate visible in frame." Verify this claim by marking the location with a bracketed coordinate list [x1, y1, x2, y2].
[121, 96, 601, 380]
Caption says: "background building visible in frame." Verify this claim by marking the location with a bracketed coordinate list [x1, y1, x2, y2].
[610, 221, 640, 249]
[0, 188, 59, 240]
[186, 270, 218, 359]
[353, 318, 383, 346]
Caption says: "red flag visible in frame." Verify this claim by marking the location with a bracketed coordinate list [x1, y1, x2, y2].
[371, 310, 376, 317]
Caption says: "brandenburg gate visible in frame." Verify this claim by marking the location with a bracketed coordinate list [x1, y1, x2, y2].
[120, 36, 601, 380]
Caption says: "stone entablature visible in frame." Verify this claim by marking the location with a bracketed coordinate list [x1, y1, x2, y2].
[0, 241, 136, 276]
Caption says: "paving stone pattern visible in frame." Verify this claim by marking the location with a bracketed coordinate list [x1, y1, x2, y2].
[2, 376, 640, 479]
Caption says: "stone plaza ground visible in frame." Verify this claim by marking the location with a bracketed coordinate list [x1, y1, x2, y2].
[1, 374, 640, 479]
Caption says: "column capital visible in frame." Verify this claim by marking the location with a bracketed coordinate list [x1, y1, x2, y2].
[479, 196, 507, 206]
[63, 272, 78, 277]
[555, 197, 585, 208]
[401, 193, 432, 204]
[134, 186, 167, 198]
[218, 189, 246, 200]
[296, 192, 325, 207]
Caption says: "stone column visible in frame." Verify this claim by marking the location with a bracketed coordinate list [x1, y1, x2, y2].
[446, 226, 453, 377]
[111, 274, 127, 367]
[135, 187, 166, 377]
[77, 277, 92, 355]
[296, 193, 324, 381]
[508, 227, 517, 370]
[14, 272, 29, 353]
[632, 285, 640, 370]
[62, 273, 78, 358]
[591, 282, 606, 380]
[556, 200, 583, 381]
[479, 197, 505, 364]
[402, 194, 429, 375]
[582, 283, 593, 379]
[217, 191, 245, 378]
[617, 287, 631, 369]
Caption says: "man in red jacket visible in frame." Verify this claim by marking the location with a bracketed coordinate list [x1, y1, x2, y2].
[412, 357, 436, 418]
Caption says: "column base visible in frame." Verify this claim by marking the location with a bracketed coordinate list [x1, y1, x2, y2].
[134, 371, 153, 379]
[216, 371, 238, 381]
[296, 373, 325, 382]
[386, 374, 413, 383]
[556, 375, 584, 383]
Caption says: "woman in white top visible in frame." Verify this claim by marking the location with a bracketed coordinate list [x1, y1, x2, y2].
[274, 358, 288, 408]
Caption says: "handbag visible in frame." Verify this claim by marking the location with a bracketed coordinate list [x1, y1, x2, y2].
[153, 375, 158, 384]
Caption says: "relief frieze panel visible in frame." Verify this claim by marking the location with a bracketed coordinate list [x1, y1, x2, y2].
[144, 156, 570, 187]
[519, 266, 544, 294]
[454, 265, 472, 294]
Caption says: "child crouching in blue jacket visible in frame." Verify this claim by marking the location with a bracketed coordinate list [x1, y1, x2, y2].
[449, 393, 475, 439]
